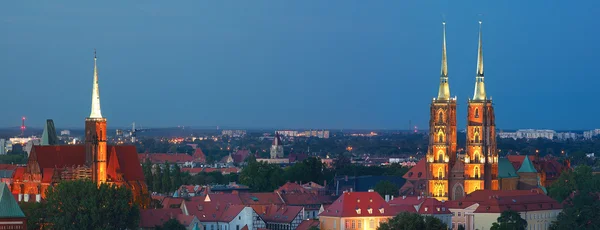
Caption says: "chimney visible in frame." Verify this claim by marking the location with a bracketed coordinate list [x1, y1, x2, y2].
[391, 196, 394, 200]
[402, 196, 406, 200]
[385, 195, 390, 202]
[417, 196, 421, 200]
[368, 189, 374, 192]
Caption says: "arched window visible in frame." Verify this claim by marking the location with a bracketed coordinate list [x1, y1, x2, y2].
[438, 111, 444, 122]
[438, 189, 443, 197]
[475, 134, 480, 143]
[474, 151, 480, 163]
[474, 108, 480, 118]
[474, 166, 480, 179]
[438, 167, 443, 179]
[438, 133, 444, 143]
[438, 151, 444, 162]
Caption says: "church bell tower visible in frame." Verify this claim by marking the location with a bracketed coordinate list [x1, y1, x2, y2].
[426, 22, 457, 201]
[85, 50, 107, 184]
[465, 21, 498, 193]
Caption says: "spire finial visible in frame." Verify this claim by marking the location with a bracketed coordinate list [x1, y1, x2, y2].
[437, 21, 450, 100]
[89, 50, 103, 119]
[473, 20, 486, 101]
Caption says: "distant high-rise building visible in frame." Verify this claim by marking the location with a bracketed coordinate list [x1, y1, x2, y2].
[60, 130, 71, 136]
[0, 139, 12, 155]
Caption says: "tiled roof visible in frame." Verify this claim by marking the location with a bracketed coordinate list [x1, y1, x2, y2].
[42, 168, 54, 183]
[320, 192, 392, 217]
[498, 158, 518, 178]
[473, 193, 561, 213]
[253, 204, 303, 223]
[0, 182, 25, 218]
[277, 182, 309, 194]
[296, 220, 320, 230]
[239, 192, 284, 205]
[176, 214, 197, 227]
[139, 208, 183, 228]
[30, 145, 145, 182]
[183, 200, 246, 222]
[162, 197, 186, 209]
[281, 193, 335, 207]
[462, 190, 545, 203]
[403, 158, 427, 180]
[417, 198, 451, 215]
[388, 196, 426, 206]
[190, 194, 243, 205]
[0, 164, 17, 171]
[0, 164, 17, 178]
[517, 155, 538, 173]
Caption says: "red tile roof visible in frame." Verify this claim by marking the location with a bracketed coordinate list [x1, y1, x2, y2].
[462, 189, 543, 203]
[139, 208, 183, 228]
[473, 193, 562, 213]
[403, 158, 427, 180]
[277, 182, 309, 194]
[252, 204, 304, 223]
[29, 145, 144, 182]
[280, 193, 334, 207]
[41, 168, 54, 183]
[296, 220, 319, 230]
[183, 199, 246, 222]
[239, 192, 284, 205]
[0, 164, 17, 171]
[189, 194, 243, 205]
[12, 167, 25, 181]
[176, 214, 197, 227]
[162, 197, 185, 209]
[320, 192, 393, 218]
[417, 198, 451, 215]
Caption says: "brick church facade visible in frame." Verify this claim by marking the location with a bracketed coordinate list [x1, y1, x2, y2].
[11, 52, 149, 207]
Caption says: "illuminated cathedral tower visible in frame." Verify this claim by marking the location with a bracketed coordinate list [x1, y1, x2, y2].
[85, 50, 108, 184]
[464, 21, 498, 193]
[426, 22, 457, 201]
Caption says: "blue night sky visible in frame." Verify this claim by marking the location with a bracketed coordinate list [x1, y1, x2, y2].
[0, 1, 598, 130]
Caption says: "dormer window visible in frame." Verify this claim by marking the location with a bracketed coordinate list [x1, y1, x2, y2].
[367, 208, 373, 214]
[357, 199, 360, 203]
[356, 208, 361, 214]
[437, 207, 440, 212]
[425, 207, 428, 212]
[379, 208, 384, 214]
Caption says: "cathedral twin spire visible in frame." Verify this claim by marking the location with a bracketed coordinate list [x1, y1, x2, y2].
[89, 49, 103, 119]
[436, 21, 488, 101]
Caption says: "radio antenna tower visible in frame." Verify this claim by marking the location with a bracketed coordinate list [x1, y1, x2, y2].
[20, 117, 26, 136]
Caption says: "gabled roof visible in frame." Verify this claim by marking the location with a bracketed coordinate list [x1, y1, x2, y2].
[498, 158, 518, 178]
[29, 145, 144, 182]
[277, 182, 309, 194]
[0, 182, 25, 218]
[252, 204, 303, 223]
[320, 192, 392, 217]
[296, 220, 320, 230]
[138, 153, 195, 164]
[183, 199, 246, 222]
[517, 155, 537, 173]
[473, 193, 561, 213]
[239, 192, 284, 205]
[416, 198, 451, 215]
[403, 158, 427, 180]
[139, 208, 183, 228]
[281, 193, 335, 207]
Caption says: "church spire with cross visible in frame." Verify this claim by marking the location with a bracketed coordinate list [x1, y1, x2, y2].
[437, 21, 450, 100]
[89, 49, 103, 119]
[472, 21, 486, 101]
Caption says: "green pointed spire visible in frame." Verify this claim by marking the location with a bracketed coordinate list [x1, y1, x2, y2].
[41, 119, 58, 146]
[517, 156, 537, 173]
[0, 182, 25, 218]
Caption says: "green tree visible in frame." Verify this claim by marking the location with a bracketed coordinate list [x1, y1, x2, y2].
[377, 212, 425, 230]
[143, 159, 154, 191]
[153, 166, 163, 193]
[162, 162, 172, 192]
[424, 216, 447, 230]
[156, 219, 186, 230]
[20, 202, 48, 230]
[548, 165, 598, 202]
[374, 180, 399, 197]
[239, 157, 284, 192]
[490, 210, 527, 230]
[172, 163, 182, 190]
[45, 180, 139, 230]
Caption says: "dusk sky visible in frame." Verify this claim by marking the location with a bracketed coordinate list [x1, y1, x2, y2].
[0, 1, 598, 130]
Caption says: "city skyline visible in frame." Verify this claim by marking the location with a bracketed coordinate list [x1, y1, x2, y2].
[1, 1, 599, 130]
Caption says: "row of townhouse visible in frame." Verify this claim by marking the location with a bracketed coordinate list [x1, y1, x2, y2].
[318, 189, 562, 230]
